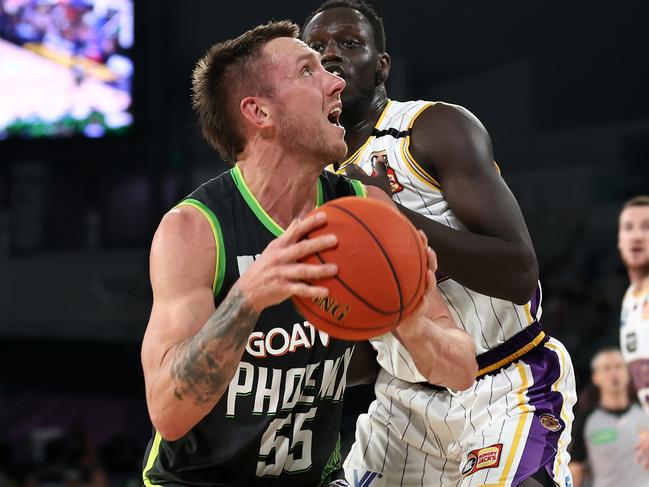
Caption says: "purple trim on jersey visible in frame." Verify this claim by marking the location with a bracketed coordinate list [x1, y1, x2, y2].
[530, 286, 541, 319]
[477, 321, 546, 377]
[511, 343, 565, 486]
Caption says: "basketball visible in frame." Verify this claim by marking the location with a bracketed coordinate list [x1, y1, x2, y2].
[292, 196, 428, 340]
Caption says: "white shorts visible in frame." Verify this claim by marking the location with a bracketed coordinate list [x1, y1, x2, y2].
[344, 337, 576, 487]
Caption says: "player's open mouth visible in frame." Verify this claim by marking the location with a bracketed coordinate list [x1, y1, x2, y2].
[328, 106, 342, 126]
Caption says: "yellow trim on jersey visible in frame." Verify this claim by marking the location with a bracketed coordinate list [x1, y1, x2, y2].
[544, 340, 570, 481]
[493, 161, 502, 173]
[401, 102, 444, 190]
[476, 331, 546, 377]
[496, 364, 532, 486]
[335, 100, 393, 174]
[399, 137, 443, 192]
[524, 304, 534, 324]
[142, 430, 162, 487]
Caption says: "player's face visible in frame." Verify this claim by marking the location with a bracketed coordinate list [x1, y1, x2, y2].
[592, 351, 629, 394]
[618, 206, 649, 271]
[264, 37, 347, 164]
[302, 8, 380, 120]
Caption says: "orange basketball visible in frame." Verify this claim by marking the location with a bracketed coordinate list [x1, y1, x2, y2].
[292, 196, 428, 340]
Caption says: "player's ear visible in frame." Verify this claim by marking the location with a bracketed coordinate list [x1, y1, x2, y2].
[240, 96, 272, 128]
[375, 52, 390, 86]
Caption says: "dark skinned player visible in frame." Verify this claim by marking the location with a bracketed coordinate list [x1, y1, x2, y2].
[303, 2, 576, 486]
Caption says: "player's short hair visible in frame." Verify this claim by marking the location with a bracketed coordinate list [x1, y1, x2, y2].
[192, 21, 299, 162]
[590, 346, 622, 372]
[623, 195, 649, 209]
[303, 0, 386, 53]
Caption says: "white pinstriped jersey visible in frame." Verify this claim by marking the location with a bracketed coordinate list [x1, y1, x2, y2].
[331, 99, 542, 382]
[620, 284, 649, 414]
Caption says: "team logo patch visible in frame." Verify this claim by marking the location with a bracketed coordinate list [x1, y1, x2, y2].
[539, 413, 562, 432]
[370, 151, 404, 194]
[461, 444, 502, 476]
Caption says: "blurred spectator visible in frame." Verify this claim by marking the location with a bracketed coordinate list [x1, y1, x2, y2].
[569, 348, 649, 487]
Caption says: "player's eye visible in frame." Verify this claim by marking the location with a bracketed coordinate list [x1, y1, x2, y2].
[301, 65, 313, 76]
[309, 43, 323, 52]
[341, 39, 360, 48]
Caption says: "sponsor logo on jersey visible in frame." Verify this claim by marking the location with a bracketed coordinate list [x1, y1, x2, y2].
[352, 470, 383, 487]
[461, 444, 502, 476]
[590, 427, 618, 445]
[626, 332, 638, 353]
[370, 151, 403, 194]
[246, 321, 330, 358]
[312, 295, 351, 322]
[539, 413, 562, 432]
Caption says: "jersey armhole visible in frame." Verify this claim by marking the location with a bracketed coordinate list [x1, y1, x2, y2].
[402, 102, 443, 191]
[175, 198, 226, 298]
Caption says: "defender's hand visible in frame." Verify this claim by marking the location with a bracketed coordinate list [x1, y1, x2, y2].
[345, 162, 392, 196]
[237, 212, 338, 312]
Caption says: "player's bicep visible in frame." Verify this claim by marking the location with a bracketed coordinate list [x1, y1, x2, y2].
[411, 103, 532, 245]
[142, 207, 217, 374]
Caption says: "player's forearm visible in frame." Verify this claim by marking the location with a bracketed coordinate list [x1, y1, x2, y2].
[396, 317, 477, 390]
[147, 286, 259, 440]
[398, 204, 538, 304]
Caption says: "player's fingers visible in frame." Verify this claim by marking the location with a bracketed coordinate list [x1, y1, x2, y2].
[281, 263, 338, 281]
[344, 164, 369, 180]
[417, 229, 429, 248]
[426, 247, 438, 273]
[288, 282, 330, 299]
[282, 211, 327, 243]
[282, 234, 338, 261]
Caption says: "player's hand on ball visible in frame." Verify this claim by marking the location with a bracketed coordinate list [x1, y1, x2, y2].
[345, 162, 392, 196]
[237, 212, 338, 312]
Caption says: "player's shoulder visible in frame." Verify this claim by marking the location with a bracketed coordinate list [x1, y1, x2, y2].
[410, 100, 486, 136]
[154, 169, 237, 248]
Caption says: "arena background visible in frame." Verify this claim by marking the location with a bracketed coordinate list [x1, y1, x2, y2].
[1, 1, 648, 485]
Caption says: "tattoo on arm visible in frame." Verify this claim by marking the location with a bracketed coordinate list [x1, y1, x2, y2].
[170, 286, 259, 406]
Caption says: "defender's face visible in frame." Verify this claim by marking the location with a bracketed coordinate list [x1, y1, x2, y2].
[302, 7, 379, 109]
[592, 351, 629, 394]
[618, 206, 649, 271]
[263, 37, 347, 162]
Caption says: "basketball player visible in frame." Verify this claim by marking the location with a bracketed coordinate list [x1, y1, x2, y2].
[302, 2, 577, 486]
[618, 195, 649, 468]
[140, 21, 476, 486]
[569, 348, 649, 487]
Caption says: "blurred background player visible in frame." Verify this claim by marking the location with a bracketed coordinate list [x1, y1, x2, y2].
[569, 348, 649, 487]
[619, 195, 649, 412]
[302, 1, 576, 486]
[618, 195, 649, 470]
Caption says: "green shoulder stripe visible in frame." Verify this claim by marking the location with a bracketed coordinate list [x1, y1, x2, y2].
[175, 198, 226, 297]
[350, 179, 367, 197]
[142, 430, 162, 487]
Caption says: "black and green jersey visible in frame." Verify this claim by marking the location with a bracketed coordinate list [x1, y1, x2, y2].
[142, 166, 366, 487]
